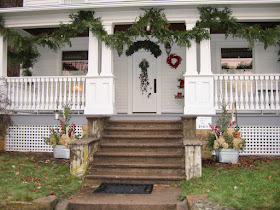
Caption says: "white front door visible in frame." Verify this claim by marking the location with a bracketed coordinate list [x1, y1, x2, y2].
[132, 52, 157, 113]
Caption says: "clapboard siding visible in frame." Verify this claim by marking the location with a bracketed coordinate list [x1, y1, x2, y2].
[161, 46, 185, 113]
[114, 51, 129, 113]
[32, 37, 88, 76]
[24, 0, 61, 6]
[210, 34, 280, 74]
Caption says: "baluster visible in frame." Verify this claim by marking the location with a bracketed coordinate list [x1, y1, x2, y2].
[33, 79, 37, 110]
[28, 78, 32, 109]
[244, 76, 249, 109]
[255, 76, 260, 110]
[72, 79, 76, 110]
[37, 78, 42, 110]
[77, 78, 81, 110]
[45, 78, 49, 110]
[59, 78, 63, 109]
[234, 76, 239, 109]
[68, 78, 71, 105]
[265, 76, 269, 109]
[81, 77, 85, 109]
[270, 76, 275, 109]
[239, 76, 244, 109]
[20, 78, 24, 109]
[214, 76, 218, 109]
[63, 78, 67, 105]
[219, 76, 223, 108]
[275, 76, 279, 109]
[224, 76, 229, 109]
[229, 76, 233, 108]
[250, 76, 254, 109]
[260, 76, 264, 109]
[6, 79, 11, 109]
[16, 79, 19, 109]
[54, 78, 59, 110]
[50, 78, 54, 110]
[11, 79, 15, 109]
[41, 78, 45, 110]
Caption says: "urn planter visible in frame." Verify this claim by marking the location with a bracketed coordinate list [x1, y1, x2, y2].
[53, 145, 70, 159]
[216, 149, 239, 163]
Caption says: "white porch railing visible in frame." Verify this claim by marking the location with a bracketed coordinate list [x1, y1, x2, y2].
[5, 76, 86, 111]
[214, 74, 280, 111]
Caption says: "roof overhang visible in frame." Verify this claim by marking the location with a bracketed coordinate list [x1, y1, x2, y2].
[1, 0, 280, 15]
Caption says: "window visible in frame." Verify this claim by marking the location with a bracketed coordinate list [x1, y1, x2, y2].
[62, 51, 88, 76]
[221, 48, 253, 74]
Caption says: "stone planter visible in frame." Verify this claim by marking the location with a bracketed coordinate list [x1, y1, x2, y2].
[53, 145, 70, 159]
[216, 149, 239, 163]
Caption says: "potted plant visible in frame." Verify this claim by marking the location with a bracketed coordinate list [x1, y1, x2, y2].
[207, 104, 245, 163]
[45, 104, 81, 159]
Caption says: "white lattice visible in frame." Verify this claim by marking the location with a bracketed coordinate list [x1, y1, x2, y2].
[5, 125, 83, 152]
[240, 126, 280, 155]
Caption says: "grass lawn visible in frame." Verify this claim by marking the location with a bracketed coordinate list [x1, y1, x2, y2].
[0, 152, 82, 202]
[180, 160, 280, 209]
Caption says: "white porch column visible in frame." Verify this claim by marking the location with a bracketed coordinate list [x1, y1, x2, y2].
[0, 35, 7, 78]
[87, 30, 99, 76]
[200, 29, 212, 75]
[184, 26, 215, 115]
[84, 24, 116, 115]
[185, 23, 198, 75]
[101, 23, 113, 76]
[0, 35, 7, 110]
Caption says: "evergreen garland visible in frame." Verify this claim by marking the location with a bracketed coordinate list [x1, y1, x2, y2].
[126, 40, 162, 58]
[0, 7, 279, 72]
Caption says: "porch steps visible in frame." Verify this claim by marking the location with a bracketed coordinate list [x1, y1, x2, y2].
[84, 120, 185, 185]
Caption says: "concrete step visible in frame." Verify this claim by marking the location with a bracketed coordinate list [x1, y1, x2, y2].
[85, 173, 185, 185]
[67, 185, 186, 210]
[103, 127, 182, 136]
[98, 142, 184, 152]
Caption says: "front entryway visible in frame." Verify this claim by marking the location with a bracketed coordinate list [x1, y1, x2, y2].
[132, 52, 157, 113]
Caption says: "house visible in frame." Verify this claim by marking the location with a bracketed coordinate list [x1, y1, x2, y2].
[0, 0, 279, 158]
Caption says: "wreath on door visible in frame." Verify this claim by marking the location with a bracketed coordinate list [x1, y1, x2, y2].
[167, 53, 182, 69]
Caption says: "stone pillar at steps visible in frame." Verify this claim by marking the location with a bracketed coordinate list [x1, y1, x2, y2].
[181, 116, 203, 180]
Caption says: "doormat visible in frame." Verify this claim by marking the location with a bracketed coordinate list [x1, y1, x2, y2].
[93, 183, 154, 194]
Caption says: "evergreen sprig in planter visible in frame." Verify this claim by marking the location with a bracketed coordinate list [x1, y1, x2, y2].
[207, 104, 245, 163]
[44, 104, 83, 159]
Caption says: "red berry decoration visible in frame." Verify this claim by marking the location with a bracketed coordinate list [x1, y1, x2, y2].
[166, 54, 182, 69]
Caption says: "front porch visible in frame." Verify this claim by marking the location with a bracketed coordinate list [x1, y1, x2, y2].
[0, 4, 279, 158]
[2, 73, 280, 114]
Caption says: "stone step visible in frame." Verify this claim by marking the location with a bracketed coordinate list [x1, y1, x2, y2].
[106, 120, 182, 128]
[94, 151, 184, 163]
[101, 135, 183, 144]
[98, 142, 184, 152]
[88, 162, 185, 175]
[85, 173, 185, 185]
[103, 127, 182, 136]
